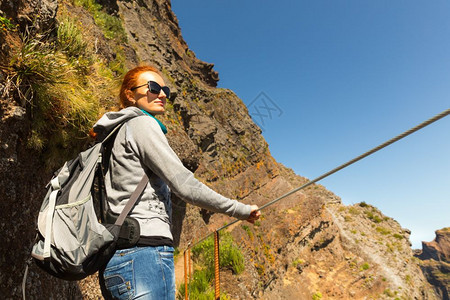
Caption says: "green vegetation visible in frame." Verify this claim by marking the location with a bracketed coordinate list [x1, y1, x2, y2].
[191, 232, 244, 275]
[1, 7, 123, 168]
[292, 258, 305, 268]
[383, 288, 398, 297]
[72, 0, 127, 42]
[386, 240, 403, 253]
[392, 233, 404, 240]
[162, 67, 176, 86]
[70, 0, 127, 75]
[178, 273, 215, 300]
[376, 226, 391, 235]
[185, 49, 194, 57]
[6, 31, 96, 155]
[312, 292, 322, 300]
[178, 232, 244, 299]
[263, 243, 275, 263]
[366, 211, 383, 223]
[348, 206, 359, 215]
[405, 274, 411, 284]
[173, 247, 180, 260]
[0, 15, 16, 31]
[57, 16, 90, 62]
[360, 262, 370, 271]
[241, 224, 254, 240]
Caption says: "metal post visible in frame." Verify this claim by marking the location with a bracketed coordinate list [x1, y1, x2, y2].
[214, 231, 220, 300]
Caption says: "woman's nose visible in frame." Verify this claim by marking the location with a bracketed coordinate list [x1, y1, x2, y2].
[158, 89, 167, 99]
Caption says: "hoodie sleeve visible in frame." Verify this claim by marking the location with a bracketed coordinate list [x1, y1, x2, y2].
[126, 116, 252, 220]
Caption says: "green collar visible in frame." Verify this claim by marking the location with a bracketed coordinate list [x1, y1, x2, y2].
[140, 109, 168, 134]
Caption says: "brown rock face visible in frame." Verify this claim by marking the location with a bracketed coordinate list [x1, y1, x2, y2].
[417, 228, 450, 300]
[0, 0, 57, 32]
[421, 228, 450, 263]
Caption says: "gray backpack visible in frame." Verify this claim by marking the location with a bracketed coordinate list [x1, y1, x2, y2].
[26, 121, 148, 283]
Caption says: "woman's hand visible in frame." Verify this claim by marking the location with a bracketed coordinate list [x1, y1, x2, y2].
[246, 205, 261, 224]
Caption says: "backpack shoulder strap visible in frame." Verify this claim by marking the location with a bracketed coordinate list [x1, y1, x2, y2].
[100, 119, 150, 225]
[115, 174, 149, 226]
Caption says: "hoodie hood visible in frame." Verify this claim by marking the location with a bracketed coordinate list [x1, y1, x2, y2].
[93, 106, 144, 141]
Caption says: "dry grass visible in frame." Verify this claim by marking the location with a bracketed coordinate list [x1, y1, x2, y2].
[0, 6, 122, 168]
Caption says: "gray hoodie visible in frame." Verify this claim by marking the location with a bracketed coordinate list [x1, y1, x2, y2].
[93, 106, 252, 240]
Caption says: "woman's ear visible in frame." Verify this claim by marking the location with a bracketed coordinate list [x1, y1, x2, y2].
[125, 90, 136, 105]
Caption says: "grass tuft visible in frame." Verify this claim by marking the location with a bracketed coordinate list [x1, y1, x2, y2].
[0, 15, 17, 32]
[1, 7, 123, 169]
[73, 0, 127, 42]
[178, 232, 244, 299]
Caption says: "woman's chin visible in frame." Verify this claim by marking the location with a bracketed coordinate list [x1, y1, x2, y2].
[151, 109, 165, 115]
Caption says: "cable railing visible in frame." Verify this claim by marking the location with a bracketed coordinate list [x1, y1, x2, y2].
[179, 108, 450, 299]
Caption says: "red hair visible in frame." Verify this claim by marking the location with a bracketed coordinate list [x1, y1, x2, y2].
[119, 65, 161, 108]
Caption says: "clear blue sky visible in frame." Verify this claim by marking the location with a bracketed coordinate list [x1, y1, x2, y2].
[171, 0, 450, 248]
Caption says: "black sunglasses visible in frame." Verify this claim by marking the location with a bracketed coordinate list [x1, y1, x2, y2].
[130, 80, 170, 98]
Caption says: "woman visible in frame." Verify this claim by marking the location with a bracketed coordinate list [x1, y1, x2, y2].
[93, 65, 260, 299]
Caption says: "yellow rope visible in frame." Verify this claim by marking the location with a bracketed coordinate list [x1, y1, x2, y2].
[184, 251, 188, 300]
[214, 231, 220, 299]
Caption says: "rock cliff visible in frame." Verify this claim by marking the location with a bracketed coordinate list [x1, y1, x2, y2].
[0, 0, 443, 299]
[416, 228, 450, 300]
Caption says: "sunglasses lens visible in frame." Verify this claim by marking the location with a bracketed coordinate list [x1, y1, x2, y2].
[148, 81, 170, 98]
[162, 86, 170, 98]
[148, 81, 161, 94]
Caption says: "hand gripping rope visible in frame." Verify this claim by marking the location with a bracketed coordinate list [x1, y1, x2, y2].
[182, 108, 449, 300]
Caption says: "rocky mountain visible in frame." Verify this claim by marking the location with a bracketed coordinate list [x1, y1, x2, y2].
[0, 0, 445, 299]
[415, 228, 450, 300]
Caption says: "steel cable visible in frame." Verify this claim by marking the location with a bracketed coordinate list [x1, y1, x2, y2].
[210, 108, 449, 234]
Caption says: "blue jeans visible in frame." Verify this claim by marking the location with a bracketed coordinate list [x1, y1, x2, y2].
[99, 246, 175, 300]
